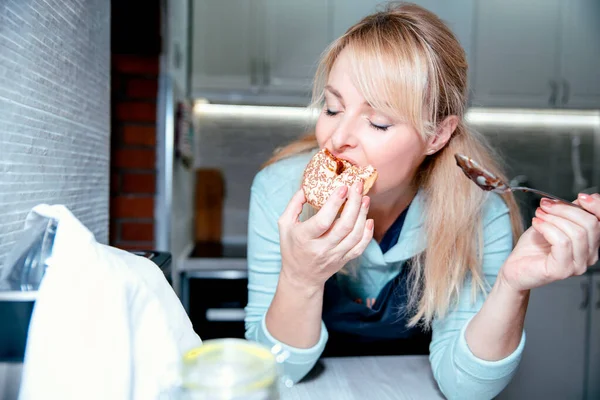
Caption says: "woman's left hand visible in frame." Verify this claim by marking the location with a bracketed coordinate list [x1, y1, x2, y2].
[500, 193, 600, 292]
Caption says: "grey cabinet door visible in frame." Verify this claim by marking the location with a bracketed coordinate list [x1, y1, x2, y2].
[191, 0, 258, 92]
[587, 273, 600, 400]
[471, 0, 562, 108]
[330, 0, 380, 40]
[559, 0, 600, 109]
[262, 0, 330, 95]
[497, 275, 589, 400]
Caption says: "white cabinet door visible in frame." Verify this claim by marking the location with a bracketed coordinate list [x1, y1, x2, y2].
[191, 0, 259, 92]
[587, 273, 600, 400]
[262, 0, 330, 94]
[559, 0, 600, 109]
[471, 0, 562, 108]
[498, 275, 589, 400]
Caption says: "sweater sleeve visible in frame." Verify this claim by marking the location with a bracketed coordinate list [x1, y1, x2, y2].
[429, 195, 526, 400]
[243, 171, 328, 383]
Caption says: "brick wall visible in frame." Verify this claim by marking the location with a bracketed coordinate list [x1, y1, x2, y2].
[110, 56, 159, 250]
[0, 0, 110, 267]
[109, 0, 161, 251]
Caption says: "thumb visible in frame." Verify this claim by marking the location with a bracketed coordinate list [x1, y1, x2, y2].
[577, 193, 600, 220]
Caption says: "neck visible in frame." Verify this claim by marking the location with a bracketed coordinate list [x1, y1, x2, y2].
[368, 184, 418, 242]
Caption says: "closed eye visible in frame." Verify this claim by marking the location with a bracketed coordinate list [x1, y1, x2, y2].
[369, 121, 392, 131]
[325, 109, 339, 117]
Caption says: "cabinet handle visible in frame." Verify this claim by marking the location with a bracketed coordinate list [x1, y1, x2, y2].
[580, 281, 590, 309]
[561, 79, 570, 105]
[250, 58, 258, 86]
[596, 281, 600, 309]
[548, 80, 558, 106]
[263, 60, 270, 86]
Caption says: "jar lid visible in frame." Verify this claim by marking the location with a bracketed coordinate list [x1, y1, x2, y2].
[182, 339, 277, 395]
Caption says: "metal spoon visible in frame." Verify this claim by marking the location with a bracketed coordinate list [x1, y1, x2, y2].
[454, 153, 583, 210]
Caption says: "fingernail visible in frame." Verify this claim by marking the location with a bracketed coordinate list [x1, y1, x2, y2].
[366, 219, 374, 230]
[540, 198, 553, 208]
[338, 186, 348, 198]
[362, 196, 370, 209]
[532, 217, 542, 225]
[579, 193, 592, 202]
[355, 181, 364, 194]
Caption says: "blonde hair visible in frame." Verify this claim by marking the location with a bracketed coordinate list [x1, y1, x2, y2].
[263, 2, 523, 328]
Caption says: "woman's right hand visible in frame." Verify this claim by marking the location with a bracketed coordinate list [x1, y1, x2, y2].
[277, 181, 374, 293]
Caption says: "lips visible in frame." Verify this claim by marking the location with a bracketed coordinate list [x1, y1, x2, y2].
[330, 152, 359, 167]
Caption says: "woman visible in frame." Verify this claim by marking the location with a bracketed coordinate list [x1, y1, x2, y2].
[244, 3, 600, 398]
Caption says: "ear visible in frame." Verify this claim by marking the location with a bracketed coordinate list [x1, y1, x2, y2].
[424, 115, 459, 156]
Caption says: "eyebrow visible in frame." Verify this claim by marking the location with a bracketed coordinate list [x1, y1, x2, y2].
[324, 85, 343, 101]
[325, 85, 371, 108]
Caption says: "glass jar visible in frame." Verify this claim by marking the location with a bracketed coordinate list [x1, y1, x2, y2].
[176, 338, 281, 400]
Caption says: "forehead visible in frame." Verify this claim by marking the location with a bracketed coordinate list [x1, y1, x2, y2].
[329, 47, 353, 76]
[326, 49, 354, 86]
[325, 48, 368, 100]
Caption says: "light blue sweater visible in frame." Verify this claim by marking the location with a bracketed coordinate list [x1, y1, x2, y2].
[244, 152, 525, 399]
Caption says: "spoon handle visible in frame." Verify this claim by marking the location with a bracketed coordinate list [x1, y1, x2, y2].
[510, 186, 583, 210]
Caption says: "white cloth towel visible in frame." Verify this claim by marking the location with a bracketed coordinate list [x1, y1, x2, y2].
[18, 204, 202, 400]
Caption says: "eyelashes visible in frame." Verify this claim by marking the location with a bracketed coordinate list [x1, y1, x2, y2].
[369, 122, 391, 131]
[324, 108, 392, 132]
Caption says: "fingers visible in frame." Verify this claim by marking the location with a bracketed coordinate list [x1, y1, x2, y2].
[342, 218, 375, 263]
[334, 195, 371, 254]
[540, 195, 600, 266]
[278, 189, 307, 228]
[300, 185, 349, 238]
[535, 207, 588, 272]
[530, 217, 575, 279]
[327, 181, 365, 244]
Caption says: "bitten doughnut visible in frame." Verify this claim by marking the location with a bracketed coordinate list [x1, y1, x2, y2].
[302, 148, 378, 210]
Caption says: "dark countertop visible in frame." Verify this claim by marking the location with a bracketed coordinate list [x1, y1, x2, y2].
[189, 242, 247, 259]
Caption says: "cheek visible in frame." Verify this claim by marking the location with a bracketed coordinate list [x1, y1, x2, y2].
[368, 137, 426, 187]
[315, 115, 333, 147]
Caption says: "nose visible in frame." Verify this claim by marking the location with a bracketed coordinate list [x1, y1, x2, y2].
[329, 116, 358, 153]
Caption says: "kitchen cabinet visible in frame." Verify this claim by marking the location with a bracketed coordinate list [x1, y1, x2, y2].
[191, 0, 329, 103]
[498, 273, 598, 400]
[587, 272, 600, 400]
[191, 0, 259, 92]
[472, 0, 600, 109]
[330, 0, 379, 39]
[471, 0, 562, 108]
[261, 0, 330, 95]
[191, 0, 476, 104]
[558, 0, 600, 109]
[191, 0, 599, 108]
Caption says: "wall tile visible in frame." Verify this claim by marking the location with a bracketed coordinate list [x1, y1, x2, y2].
[0, 0, 110, 267]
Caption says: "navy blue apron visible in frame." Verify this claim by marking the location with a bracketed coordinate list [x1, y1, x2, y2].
[321, 205, 432, 357]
